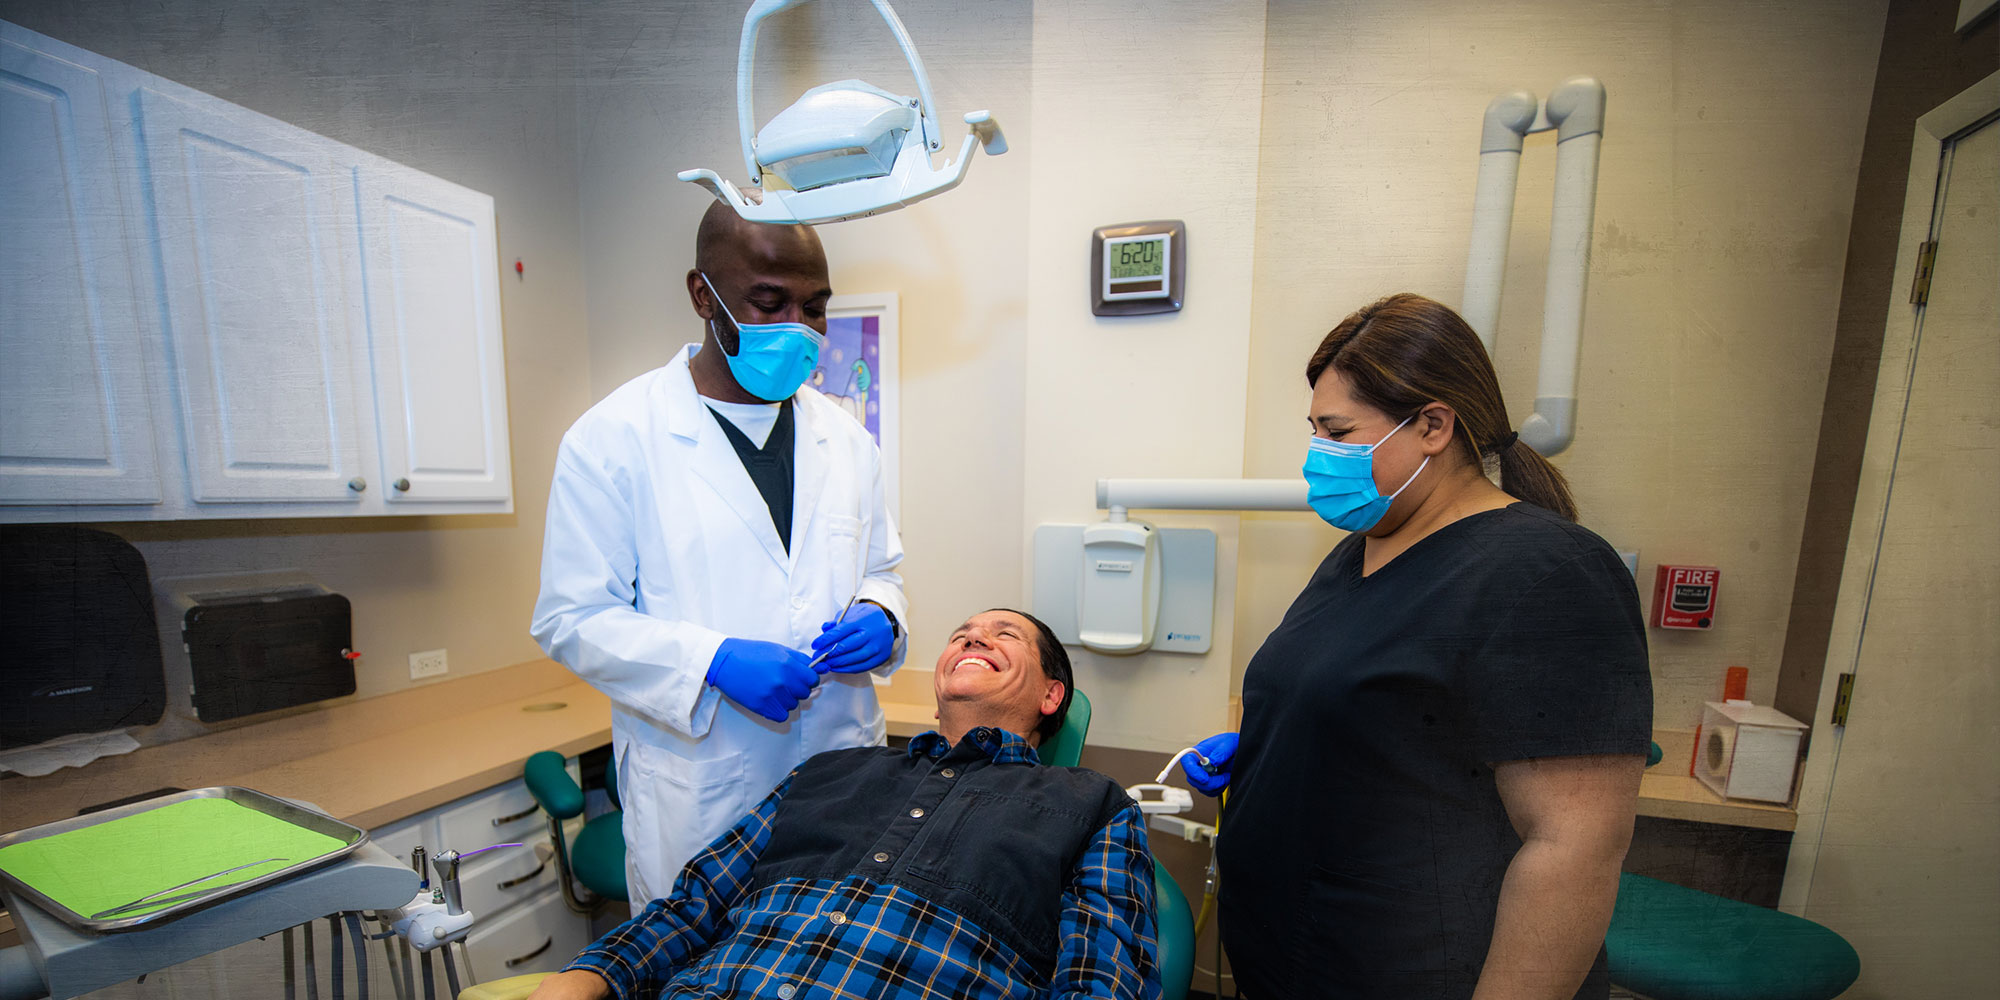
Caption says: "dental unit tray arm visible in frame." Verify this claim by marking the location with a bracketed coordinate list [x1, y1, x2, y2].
[679, 0, 1009, 225]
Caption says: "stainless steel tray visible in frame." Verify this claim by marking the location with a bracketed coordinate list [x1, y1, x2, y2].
[0, 786, 368, 934]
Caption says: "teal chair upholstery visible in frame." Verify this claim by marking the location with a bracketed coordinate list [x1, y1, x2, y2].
[1605, 743, 1858, 1000]
[1038, 691, 1197, 1000]
[523, 750, 629, 908]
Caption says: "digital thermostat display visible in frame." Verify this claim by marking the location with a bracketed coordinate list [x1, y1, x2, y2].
[1091, 221, 1185, 316]
[1107, 237, 1167, 281]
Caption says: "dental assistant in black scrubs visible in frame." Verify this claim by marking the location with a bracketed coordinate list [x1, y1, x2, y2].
[1194, 293, 1652, 1000]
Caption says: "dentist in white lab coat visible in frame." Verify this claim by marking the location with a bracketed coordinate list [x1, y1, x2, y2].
[533, 202, 907, 909]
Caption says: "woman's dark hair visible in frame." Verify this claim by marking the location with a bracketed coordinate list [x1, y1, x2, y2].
[1305, 293, 1578, 521]
[987, 608, 1073, 742]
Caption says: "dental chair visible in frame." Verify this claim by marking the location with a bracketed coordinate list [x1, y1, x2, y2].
[463, 697, 1195, 1000]
[1603, 743, 1859, 1000]
[1037, 690, 1199, 1000]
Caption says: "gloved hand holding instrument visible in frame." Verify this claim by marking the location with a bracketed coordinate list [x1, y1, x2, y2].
[809, 598, 896, 674]
[1171, 731, 1238, 797]
[707, 638, 819, 722]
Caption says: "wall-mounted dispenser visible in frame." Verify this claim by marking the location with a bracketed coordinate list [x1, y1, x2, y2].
[1078, 518, 1162, 653]
[1034, 514, 1214, 656]
[155, 571, 356, 723]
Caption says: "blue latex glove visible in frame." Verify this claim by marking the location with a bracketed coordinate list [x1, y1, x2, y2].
[810, 602, 897, 674]
[1180, 732, 1238, 796]
[706, 638, 818, 722]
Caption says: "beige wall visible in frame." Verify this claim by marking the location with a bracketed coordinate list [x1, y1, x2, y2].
[1020, 0, 1269, 751]
[0, 0, 593, 741]
[1240, 0, 1888, 732]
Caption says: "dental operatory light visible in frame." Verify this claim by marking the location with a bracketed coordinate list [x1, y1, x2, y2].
[679, 0, 1010, 225]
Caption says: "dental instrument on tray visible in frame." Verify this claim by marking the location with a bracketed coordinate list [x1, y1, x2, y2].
[88, 857, 290, 919]
[679, 0, 1009, 225]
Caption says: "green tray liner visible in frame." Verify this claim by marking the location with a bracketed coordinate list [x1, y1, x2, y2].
[0, 797, 347, 919]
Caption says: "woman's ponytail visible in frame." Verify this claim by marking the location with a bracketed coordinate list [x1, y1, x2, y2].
[1494, 434, 1577, 522]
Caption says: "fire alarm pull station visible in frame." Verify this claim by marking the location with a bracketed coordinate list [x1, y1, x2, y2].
[1652, 565, 1719, 630]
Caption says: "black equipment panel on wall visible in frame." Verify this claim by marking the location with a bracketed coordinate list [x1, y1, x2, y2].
[183, 593, 356, 722]
[0, 526, 166, 749]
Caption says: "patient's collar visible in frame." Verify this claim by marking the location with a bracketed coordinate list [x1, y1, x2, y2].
[907, 727, 1040, 766]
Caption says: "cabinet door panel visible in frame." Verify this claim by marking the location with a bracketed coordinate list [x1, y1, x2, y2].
[0, 37, 160, 504]
[357, 169, 511, 503]
[463, 888, 592, 982]
[138, 87, 365, 503]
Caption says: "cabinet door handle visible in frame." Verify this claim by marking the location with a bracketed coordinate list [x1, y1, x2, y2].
[394, 477, 411, 492]
[492, 804, 540, 827]
[504, 936, 553, 968]
[496, 852, 550, 891]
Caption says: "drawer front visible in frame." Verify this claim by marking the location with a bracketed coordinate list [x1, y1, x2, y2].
[463, 887, 592, 982]
[437, 767, 567, 854]
[460, 840, 558, 921]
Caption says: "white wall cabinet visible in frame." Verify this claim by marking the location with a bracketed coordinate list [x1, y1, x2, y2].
[0, 21, 512, 522]
[0, 35, 162, 506]
[356, 168, 513, 505]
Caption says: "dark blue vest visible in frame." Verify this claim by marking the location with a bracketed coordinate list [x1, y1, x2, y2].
[751, 732, 1133, 973]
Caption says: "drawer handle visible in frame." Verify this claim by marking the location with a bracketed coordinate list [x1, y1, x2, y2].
[496, 852, 550, 891]
[492, 804, 540, 827]
[504, 936, 553, 968]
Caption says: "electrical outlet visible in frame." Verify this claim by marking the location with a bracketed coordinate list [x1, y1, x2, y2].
[409, 648, 448, 679]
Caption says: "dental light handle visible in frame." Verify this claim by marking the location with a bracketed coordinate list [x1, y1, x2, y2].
[737, 0, 942, 184]
[431, 851, 463, 916]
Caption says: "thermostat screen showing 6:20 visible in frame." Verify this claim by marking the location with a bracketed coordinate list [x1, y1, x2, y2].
[1109, 237, 1166, 280]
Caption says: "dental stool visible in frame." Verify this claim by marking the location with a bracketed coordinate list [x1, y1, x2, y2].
[522, 750, 629, 908]
[1604, 744, 1858, 1000]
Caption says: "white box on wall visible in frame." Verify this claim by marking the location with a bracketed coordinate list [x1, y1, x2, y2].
[1694, 701, 1807, 803]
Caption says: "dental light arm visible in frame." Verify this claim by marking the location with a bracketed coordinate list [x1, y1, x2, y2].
[1460, 77, 1606, 456]
[680, 0, 1010, 225]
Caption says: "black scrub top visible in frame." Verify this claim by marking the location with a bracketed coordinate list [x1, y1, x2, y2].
[1217, 502, 1651, 1000]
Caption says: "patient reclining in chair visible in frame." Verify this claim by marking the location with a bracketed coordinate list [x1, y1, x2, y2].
[529, 609, 1160, 1000]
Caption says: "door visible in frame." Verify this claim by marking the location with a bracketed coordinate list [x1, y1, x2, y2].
[0, 34, 160, 504]
[138, 86, 368, 504]
[354, 166, 512, 504]
[1787, 102, 1998, 993]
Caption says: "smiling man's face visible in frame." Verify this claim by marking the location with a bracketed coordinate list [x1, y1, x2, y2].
[932, 610, 1065, 742]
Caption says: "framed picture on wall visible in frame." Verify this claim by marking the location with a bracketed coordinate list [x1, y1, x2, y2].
[814, 293, 899, 519]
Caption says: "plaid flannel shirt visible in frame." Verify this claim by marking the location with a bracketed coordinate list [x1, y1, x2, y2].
[567, 729, 1160, 999]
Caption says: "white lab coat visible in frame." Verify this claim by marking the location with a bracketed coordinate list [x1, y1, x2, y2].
[531, 345, 907, 906]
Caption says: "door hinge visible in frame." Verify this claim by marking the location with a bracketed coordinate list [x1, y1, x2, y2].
[1831, 672, 1856, 727]
[1909, 240, 1939, 305]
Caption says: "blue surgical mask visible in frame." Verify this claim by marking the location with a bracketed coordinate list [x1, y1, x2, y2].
[700, 272, 825, 401]
[1302, 415, 1431, 532]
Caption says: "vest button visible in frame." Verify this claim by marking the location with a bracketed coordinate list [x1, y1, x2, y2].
[909, 807, 925, 819]
[940, 768, 956, 778]
[873, 851, 890, 863]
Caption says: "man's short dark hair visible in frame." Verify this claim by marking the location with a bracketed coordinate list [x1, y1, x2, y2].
[988, 608, 1073, 743]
